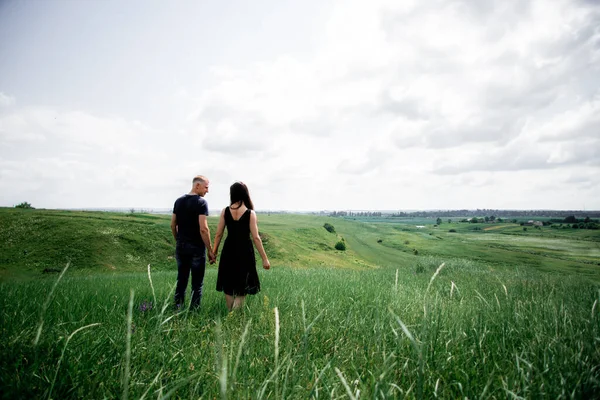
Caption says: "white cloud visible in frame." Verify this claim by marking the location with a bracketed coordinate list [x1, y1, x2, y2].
[0, 107, 195, 208]
[1, 0, 599, 210]
[0, 92, 15, 107]
[537, 96, 600, 141]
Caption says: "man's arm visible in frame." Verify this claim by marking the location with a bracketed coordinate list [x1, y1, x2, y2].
[170, 213, 178, 241]
[199, 215, 215, 262]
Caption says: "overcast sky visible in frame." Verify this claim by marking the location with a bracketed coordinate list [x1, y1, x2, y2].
[1, 0, 599, 211]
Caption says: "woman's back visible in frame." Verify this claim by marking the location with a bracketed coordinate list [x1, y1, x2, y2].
[225, 206, 251, 241]
[229, 204, 248, 220]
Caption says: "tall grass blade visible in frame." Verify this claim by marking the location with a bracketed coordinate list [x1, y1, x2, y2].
[213, 318, 227, 398]
[480, 374, 494, 399]
[274, 306, 281, 396]
[158, 373, 200, 400]
[426, 263, 446, 294]
[122, 289, 134, 400]
[475, 290, 490, 307]
[219, 356, 227, 400]
[34, 261, 70, 346]
[147, 264, 157, 306]
[334, 367, 357, 400]
[281, 358, 293, 400]
[503, 388, 526, 400]
[301, 299, 306, 332]
[138, 368, 162, 400]
[257, 355, 289, 400]
[232, 318, 252, 383]
[274, 307, 280, 367]
[389, 309, 419, 352]
[160, 315, 178, 326]
[390, 309, 423, 399]
[308, 361, 331, 398]
[158, 283, 177, 327]
[304, 310, 324, 336]
[47, 322, 100, 400]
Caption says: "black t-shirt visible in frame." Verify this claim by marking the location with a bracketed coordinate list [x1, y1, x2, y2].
[173, 194, 209, 246]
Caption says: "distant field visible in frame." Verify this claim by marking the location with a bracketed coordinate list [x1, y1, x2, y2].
[1, 208, 599, 398]
[483, 224, 511, 230]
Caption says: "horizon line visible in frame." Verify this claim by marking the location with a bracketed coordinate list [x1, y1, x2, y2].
[6, 206, 599, 213]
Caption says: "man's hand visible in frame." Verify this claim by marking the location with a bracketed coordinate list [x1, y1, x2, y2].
[208, 250, 216, 264]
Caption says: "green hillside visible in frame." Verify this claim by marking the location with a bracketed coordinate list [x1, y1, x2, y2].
[0, 208, 380, 279]
[1, 208, 599, 281]
[0, 208, 176, 278]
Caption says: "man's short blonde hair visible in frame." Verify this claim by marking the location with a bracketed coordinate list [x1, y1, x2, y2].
[192, 175, 208, 185]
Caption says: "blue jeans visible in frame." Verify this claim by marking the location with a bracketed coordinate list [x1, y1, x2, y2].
[175, 242, 206, 309]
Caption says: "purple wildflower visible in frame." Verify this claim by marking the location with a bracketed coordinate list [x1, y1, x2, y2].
[139, 301, 153, 312]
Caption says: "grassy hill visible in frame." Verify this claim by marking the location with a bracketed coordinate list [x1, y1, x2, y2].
[0, 208, 176, 279]
[1, 208, 600, 281]
[0, 208, 383, 279]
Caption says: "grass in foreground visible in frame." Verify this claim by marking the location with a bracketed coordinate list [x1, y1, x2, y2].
[1, 260, 599, 399]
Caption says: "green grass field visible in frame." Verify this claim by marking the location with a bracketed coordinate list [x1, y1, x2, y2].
[1, 208, 599, 398]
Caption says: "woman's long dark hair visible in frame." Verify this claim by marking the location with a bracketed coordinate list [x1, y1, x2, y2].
[230, 181, 254, 210]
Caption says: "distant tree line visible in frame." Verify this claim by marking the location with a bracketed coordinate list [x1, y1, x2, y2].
[388, 209, 600, 218]
[458, 216, 503, 223]
[325, 209, 600, 220]
[328, 210, 600, 218]
[548, 216, 599, 230]
[329, 211, 382, 217]
[453, 214, 599, 230]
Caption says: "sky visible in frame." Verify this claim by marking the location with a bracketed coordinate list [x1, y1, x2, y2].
[1, 0, 599, 211]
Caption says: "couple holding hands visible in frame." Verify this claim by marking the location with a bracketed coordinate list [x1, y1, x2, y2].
[170, 175, 270, 312]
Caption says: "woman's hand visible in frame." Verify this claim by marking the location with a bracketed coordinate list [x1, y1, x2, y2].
[262, 259, 270, 270]
[208, 250, 216, 264]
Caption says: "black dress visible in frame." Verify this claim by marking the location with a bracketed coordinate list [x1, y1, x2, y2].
[216, 207, 260, 296]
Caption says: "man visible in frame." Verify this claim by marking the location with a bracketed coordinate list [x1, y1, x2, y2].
[171, 175, 216, 309]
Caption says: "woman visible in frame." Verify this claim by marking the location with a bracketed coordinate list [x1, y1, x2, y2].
[213, 182, 270, 311]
